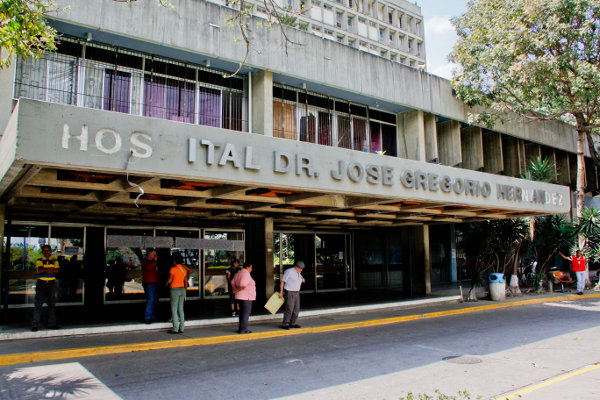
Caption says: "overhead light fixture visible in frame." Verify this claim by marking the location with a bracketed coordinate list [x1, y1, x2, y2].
[86, 32, 93, 42]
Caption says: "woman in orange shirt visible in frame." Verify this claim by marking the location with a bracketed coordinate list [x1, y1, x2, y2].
[167, 252, 188, 334]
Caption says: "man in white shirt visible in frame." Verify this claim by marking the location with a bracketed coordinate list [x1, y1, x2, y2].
[279, 260, 305, 329]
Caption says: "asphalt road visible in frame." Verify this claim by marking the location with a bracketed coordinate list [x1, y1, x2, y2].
[2, 298, 600, 399]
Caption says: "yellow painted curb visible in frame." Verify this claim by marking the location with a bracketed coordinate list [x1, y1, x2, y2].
[1, 293, 599, 367]
[496, 362, 600, 400]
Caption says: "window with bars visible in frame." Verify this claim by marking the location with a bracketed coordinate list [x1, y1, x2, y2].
[13, 37, 247, 131]
[273, 85, 397, 156]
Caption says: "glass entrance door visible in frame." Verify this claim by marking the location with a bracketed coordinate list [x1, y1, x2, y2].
[274, 232, 351, 293]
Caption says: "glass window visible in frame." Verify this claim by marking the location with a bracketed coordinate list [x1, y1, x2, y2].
[274, 100, 297, 140]
[316, 234, 349, 290]
[50, 226, 84, 303]
[105, 228, 153, 302]
[198, 86, 222, 127]
[157, 229, 200, 299]
[15, 54, 76, 105]
[5, 225, 49, 306]
[103, 69, 131, 113]
[143, 76, 195, 123]
[203, 231, 244, 298]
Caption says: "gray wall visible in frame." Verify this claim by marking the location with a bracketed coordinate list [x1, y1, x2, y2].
[48, 0, 583, 155]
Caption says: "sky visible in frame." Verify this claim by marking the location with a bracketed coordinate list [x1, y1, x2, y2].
[414, 0, 469, 80]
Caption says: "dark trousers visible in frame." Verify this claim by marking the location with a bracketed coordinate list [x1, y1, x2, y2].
[238, 300, 253, 332]
[32, 280, 57, 328]
[282, 291, 300, 326]
[143, 283, 159, 321]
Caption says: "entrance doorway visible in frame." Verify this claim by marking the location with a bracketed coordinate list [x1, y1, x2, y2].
[273, 232, 352, 293]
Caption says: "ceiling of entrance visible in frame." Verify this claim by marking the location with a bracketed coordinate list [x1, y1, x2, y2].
[2, 165, 551, 229]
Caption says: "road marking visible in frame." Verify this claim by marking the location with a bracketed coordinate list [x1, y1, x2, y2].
[496, 363, 600, 400]
[1, 293, 599, 367]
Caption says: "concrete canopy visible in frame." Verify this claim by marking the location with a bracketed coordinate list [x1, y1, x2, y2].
[0, 100, 570, 229]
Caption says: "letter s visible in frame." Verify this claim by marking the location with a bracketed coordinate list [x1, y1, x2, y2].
[130, 132, 153, 158]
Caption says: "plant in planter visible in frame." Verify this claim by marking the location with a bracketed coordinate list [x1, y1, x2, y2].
[459, 218, 528, 300]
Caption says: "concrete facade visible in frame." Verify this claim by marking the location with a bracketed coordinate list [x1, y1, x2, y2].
[0, 0, 596, 323]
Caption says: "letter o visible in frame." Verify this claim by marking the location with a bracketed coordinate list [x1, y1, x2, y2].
[95, 129, 122, 154]
[453, 178, 465, 194]
[347, 162, 365, 183]
[482, 182, 492, 198]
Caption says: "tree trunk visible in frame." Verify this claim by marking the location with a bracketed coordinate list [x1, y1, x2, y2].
[576, 125, 588, 282]
[509, 245, 521, 295]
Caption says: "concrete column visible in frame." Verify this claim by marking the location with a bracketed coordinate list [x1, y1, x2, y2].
[245, 217, 273, 304]
[84, 227, 106, 313]
[556, 151, 571, 185]
[250, 70, 273, 137]
[461, 126, 484, 171]
[424, 113, 438, 163]
[502, 136, 523, 177]
[411, 225, 430, 295]
[398, 110, 426, 161]
[0, 53, 17, 135]
[483, 131, 504, 174]
[437, 120, 462, 167]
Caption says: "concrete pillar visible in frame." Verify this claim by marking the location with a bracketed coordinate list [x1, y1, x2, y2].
[483, 131, 504, 174]
[0, 53, 17, 134]
[398, 110, 426, 161]
[84, 227, 106, 313]
[437, 120, 462, 167]
[461, 126, 484, 171]
[245, 217, 273, 304]
[424, 113, 438, 163]
[250, 70, 273, 137]
[411, 225, 430, 295]
[556, 151, 571, 185]
[502, 136, 523, 177]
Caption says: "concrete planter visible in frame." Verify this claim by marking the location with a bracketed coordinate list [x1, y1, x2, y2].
[489, 281, 506, 301]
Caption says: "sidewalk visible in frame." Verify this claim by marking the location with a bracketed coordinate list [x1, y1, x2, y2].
[1, 289, 599, 358]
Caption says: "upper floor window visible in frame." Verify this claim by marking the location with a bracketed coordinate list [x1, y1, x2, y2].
[13, 37, 247, 131]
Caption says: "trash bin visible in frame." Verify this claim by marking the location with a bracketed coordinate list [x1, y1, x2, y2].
[489, 273, 505, 283]
[489, 273, 506, 300]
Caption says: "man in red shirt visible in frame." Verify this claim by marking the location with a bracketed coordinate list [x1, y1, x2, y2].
[142, 249, 160, 323]
[560, 250, 587, 295]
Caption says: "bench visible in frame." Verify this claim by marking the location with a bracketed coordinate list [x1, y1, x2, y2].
[551, 271, 575, 292]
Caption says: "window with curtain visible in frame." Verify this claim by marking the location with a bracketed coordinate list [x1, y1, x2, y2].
[222, 90, 243, 131]
[353, 117, 369, 151]
[337, 115, 352, 149]
[15, 54, 76, 105]
[198, 87, 222, 127]
[318, 111, 332, 146]
[274, 101, 297, 140]
[143, 76, 195, 122]
[103, 69, 131, 113]
[370, 121, 382, 153]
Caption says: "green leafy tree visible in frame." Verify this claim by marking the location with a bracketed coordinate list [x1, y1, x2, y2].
[451, 0, 600, 223]
[0, 0, 58, 68]
[577, 207, 600, 262]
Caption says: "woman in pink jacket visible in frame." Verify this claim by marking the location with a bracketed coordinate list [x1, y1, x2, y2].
[231, 262, 256, 334]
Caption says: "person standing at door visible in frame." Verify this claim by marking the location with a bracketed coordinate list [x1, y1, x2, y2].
[142, 249, 159, 324]
[560, 249, 587, 295]
[226, 259, 241, 317]
[231, 262, 256, 334]
[279, 260, 305, 330]
[32, 245, 60, 332]
[167, 252, 188, 334]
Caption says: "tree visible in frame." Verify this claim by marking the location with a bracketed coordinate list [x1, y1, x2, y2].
[451, 0, 600, 223]
[0, 0, 58, 68]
